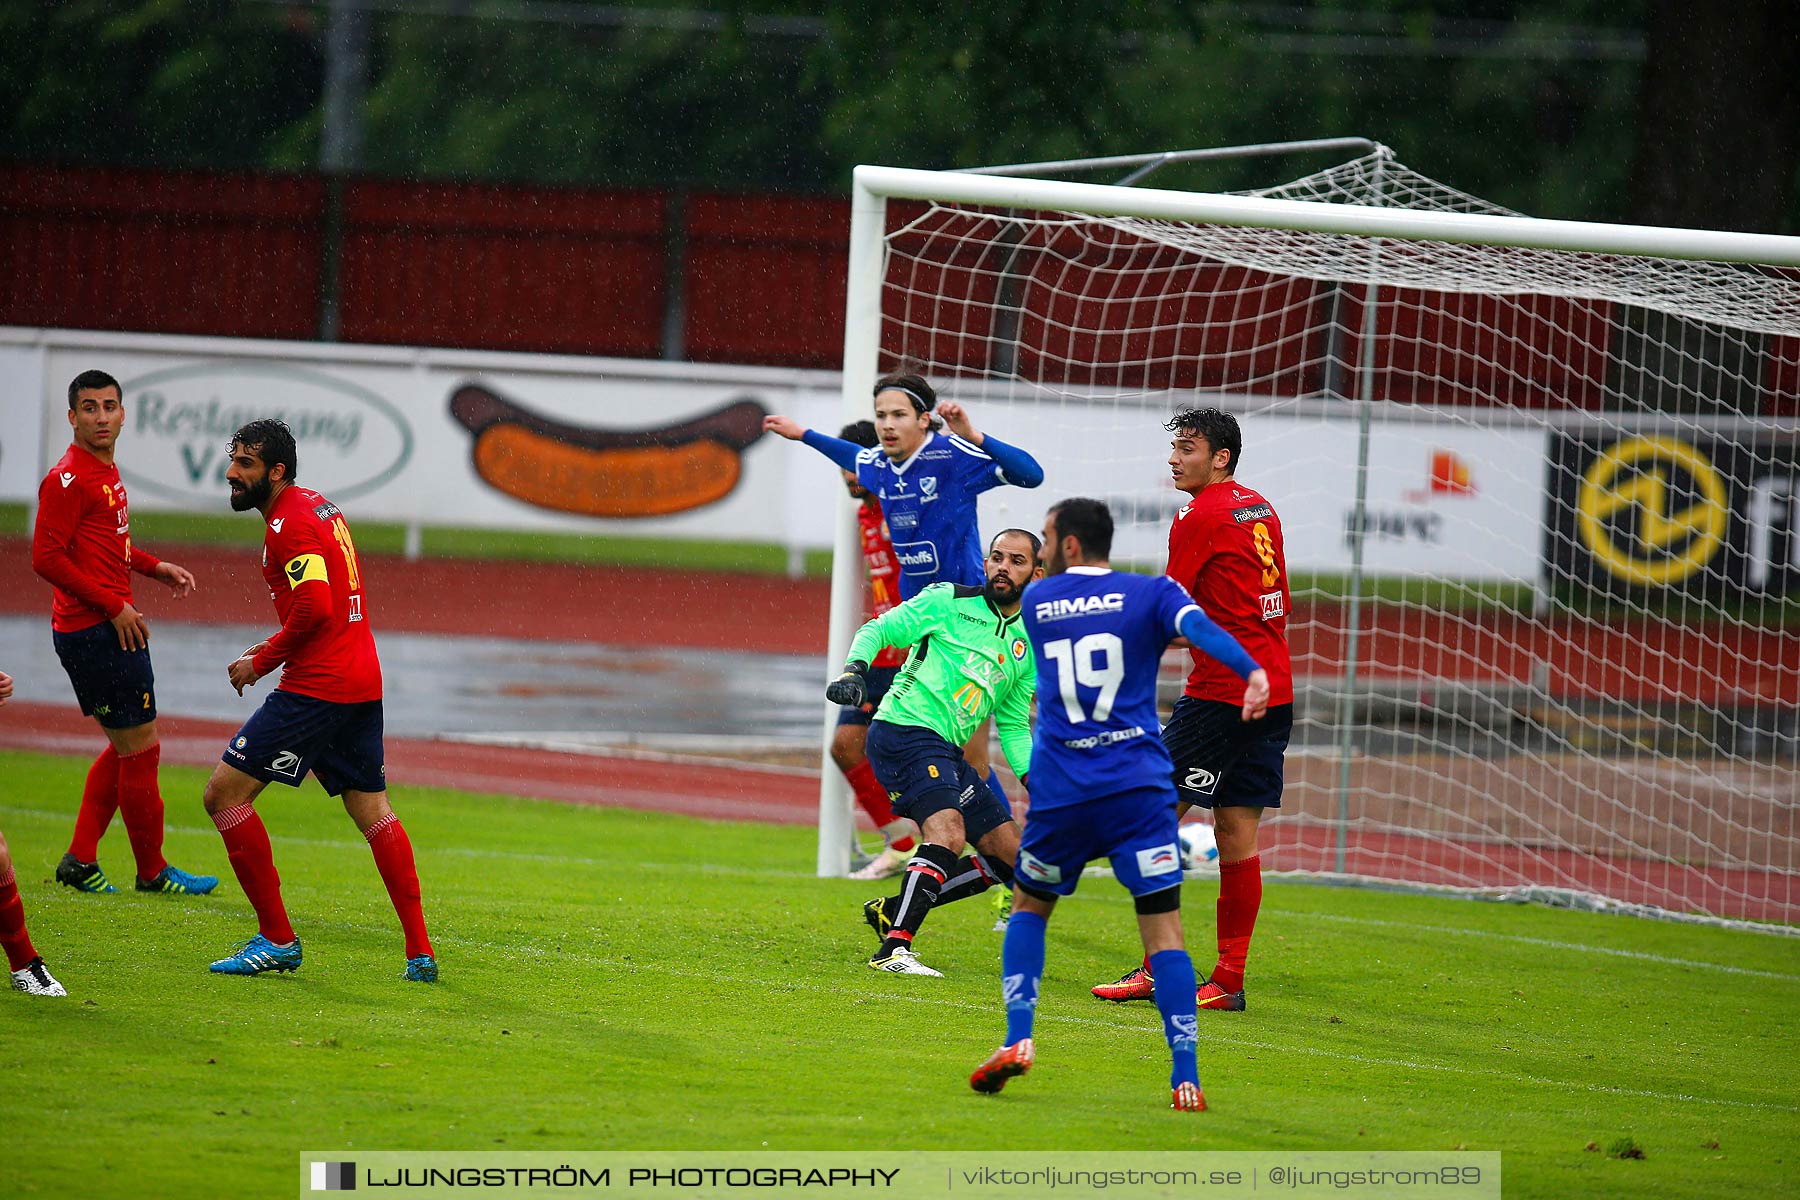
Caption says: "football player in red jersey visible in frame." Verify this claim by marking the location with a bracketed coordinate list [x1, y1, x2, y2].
[1092, 407, 1293, 1013]
[833, 421, 919, 880]
[0, 669, 67, 996]
[200, 419, 437, 981]
[31, 369, 215, 898]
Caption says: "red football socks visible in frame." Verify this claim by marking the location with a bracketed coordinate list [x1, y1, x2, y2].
[212, 803, 296, 945]
[1212, 853, 1263, 994]
[116, 744, 169, 880]
[844, 760, 915, 851]
[364, 813, 433, 959]
[68, 744, 120, 862]
[845, 760, 892, 823]
[0, 864, 38, 971]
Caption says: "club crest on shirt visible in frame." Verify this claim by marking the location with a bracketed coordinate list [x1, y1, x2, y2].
[1010, 638, 1028, 661]
[920, 476, 938, 499]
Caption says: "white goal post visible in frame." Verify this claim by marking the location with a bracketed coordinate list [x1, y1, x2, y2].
[815, 150, 1800, 931]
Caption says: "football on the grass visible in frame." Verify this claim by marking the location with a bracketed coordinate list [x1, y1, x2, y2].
[1180, 820, 1219, 871]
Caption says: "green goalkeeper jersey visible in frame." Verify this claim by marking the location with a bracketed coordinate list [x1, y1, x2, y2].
[846, 582, 1034, 777]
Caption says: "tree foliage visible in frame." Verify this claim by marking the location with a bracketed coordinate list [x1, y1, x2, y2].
[0, 0, 1793, 230]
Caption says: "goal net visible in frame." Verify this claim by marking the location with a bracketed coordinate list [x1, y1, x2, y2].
[821, 148, 1800, 931]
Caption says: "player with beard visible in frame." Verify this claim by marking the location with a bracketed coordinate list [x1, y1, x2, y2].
[32, 368, 215, 898]
[765, 373, 1044, 841]
[826, 530, 1041, 977]
[200, 420, 437, 981]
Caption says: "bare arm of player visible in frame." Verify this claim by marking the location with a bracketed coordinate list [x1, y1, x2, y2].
[762, 414, 806, 440]
[0, 670, 13, 705]
[1241, 669, 1271, 722]
[933, 400, 975, 442]
[110, 603, 150, 652]
[227, 653, 259, 695]
[151, 560, 196, 598]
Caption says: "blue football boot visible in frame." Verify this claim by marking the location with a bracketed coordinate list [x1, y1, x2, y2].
[137, 863, 220, 895]
[404, 954, 439, 983]
[209, 933, 302, 975]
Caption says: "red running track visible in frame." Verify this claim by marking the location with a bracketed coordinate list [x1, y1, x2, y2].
[4, 536, 1792, 923]
[3, 536, 1793, 702]
[0, 702, 821, 825]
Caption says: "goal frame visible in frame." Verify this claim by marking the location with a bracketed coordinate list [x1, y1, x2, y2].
[814, 159, 1800, 879]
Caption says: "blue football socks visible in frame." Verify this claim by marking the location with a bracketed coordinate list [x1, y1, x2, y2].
[1149, 947, 1200, 1089]
[1000, 909, 1048, 1046]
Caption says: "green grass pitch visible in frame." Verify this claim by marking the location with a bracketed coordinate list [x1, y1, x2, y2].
[2, 748, 1795, 1199]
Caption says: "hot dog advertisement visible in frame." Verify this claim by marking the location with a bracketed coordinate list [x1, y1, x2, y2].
[17, 333, 837, 550]
[449, 382, 768, 518]
[14, 329, 1566, 580]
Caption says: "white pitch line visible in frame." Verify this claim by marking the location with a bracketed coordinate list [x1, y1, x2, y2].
[1275, 909, 1800, 981]
[21, 852, 1794, 1117]
[7, 803, 1794, 980]
[64, 894, 1792, 1117]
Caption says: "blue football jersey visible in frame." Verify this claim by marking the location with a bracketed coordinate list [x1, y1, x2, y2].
[1020, 567, 1198, 812]
[854, 431, 1010, 599]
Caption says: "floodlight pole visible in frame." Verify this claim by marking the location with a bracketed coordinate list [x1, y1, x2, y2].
[816, 179, 888, 877]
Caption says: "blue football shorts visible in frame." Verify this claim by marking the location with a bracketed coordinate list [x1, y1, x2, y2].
[1162, 698, 1293, 811]
[52, 621, 157, 729]
[864, 719, 1011, 844]
[223, 690, 387, 797]
[1013, 784, 1183, 899]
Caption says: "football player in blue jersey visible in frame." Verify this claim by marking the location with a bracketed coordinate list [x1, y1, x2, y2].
[764, 371, 1044, 598]
[765, 371, 1045, 827]
[968, 498, 1269, 1112]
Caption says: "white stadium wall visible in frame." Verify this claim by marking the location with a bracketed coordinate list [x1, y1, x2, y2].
[2, 327, 1543, 581]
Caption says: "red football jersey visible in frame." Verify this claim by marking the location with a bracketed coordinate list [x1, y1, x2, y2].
[857, 500, 906, 669]
[250, 485, 382, 703]
[1167, 478, 1294, 706]
[32, 444, 163, 633]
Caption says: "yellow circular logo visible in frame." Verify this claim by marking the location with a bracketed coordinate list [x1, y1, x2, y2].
[1575, 435, 1727, 586]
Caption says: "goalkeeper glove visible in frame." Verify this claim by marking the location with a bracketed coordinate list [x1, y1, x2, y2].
[826, 660, 869, 707]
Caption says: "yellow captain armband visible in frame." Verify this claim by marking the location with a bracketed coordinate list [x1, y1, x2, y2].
[282, 553, 329, 589]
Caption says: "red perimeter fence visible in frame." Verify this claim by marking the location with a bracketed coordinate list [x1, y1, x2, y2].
[3, 162, 1799, 410]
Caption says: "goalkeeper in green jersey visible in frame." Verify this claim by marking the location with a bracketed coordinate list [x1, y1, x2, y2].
[827, 529, 1042, 977]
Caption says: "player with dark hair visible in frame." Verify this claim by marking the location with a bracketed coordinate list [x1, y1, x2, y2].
[0, 669, 67, 997]
[1091, 407, 1294, 1013]
[32, 369, 216, 898]
[764, 373, 1044, 599]
[970, 498, 1267, 1109]
[831, 420, 918, 880]
[200, 419, 437, 981]
[828, 529, 1042, 976]
[765, 373, 1046, 838]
